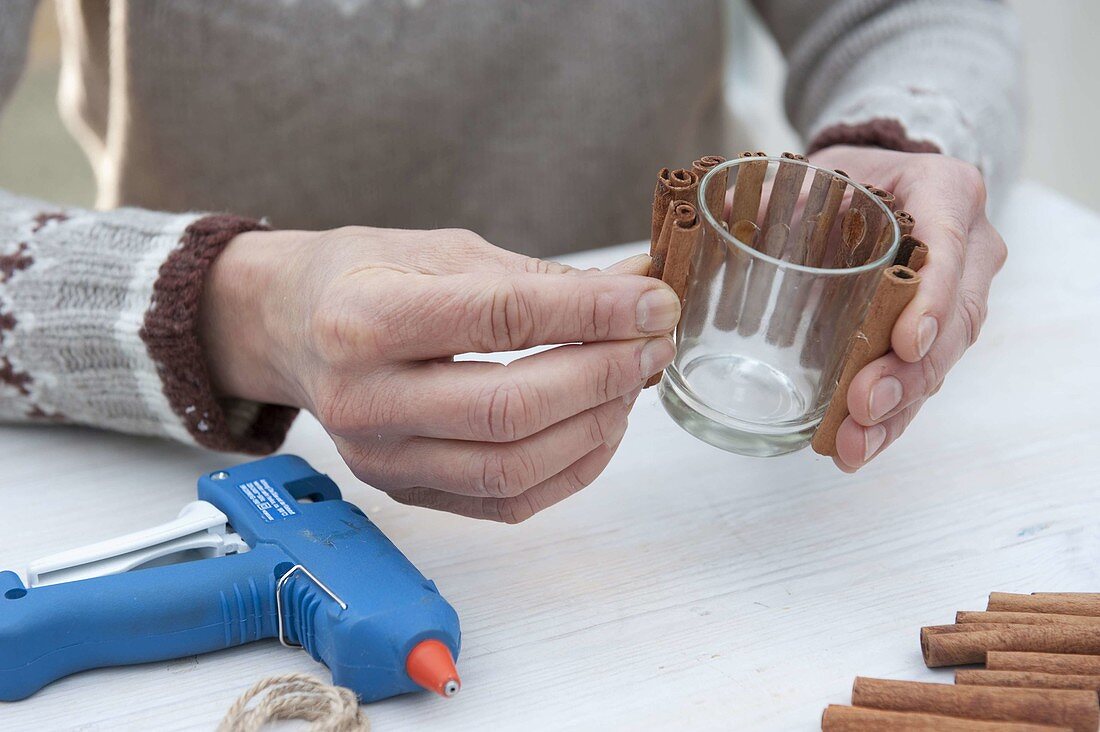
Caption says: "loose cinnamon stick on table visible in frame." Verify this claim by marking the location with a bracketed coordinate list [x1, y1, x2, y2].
[850, 677, 1099, 732]
[921, 624, 1100, 667]
[649, 168, 698, 279]
[737, 153, 807, 337]
[988, 652, 1100, 676]
[764, 167, 838, 347]
[957, 669, 1100, 695]
[822, 705, 1071, 732]
[958, 611, 1100, 627]
[811, 265, 920, 457]
[715, 152, 768, 332]
[989, 593, 1100, 617]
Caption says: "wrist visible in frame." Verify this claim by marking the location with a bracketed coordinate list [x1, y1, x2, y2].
[199, 229, 309, 407]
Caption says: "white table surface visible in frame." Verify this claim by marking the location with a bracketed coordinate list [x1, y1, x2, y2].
[2, 181, 1098, 731]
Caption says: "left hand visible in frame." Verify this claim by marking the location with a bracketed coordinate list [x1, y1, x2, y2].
[809, 145, 1008, 472]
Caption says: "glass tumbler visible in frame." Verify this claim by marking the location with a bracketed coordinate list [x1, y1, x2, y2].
[659, 155, 900, 457]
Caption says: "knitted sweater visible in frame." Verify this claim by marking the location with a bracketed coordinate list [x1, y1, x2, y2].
[0, 0, 1021, 453]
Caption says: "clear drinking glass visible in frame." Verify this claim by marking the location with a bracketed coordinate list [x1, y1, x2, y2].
[659, 155, 900, 457]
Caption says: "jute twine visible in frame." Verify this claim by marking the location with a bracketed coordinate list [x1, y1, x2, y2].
[218, 674, 369, 732]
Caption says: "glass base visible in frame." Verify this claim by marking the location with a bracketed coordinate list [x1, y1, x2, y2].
[659, 354, 820, 457]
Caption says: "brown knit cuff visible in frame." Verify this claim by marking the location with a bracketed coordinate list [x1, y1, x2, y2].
[140, 214, 299, 454]
[808, 118, 942, 156]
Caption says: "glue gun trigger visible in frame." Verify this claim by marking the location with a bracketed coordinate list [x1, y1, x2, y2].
[24, 500, 250, 588]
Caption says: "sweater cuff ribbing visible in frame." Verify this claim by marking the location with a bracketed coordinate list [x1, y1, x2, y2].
[808, 117, 942, 156]
[140, 214, 299, 454]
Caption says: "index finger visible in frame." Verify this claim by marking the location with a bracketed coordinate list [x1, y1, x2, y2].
[891, 165, 986, 362]
[374, 271, 681, 359]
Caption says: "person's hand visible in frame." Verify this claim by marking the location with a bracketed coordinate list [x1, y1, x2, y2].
[199, 226, 679, 521]
[809, 145, 1007, 471]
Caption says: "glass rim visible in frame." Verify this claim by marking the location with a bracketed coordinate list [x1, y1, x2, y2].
[697, 156, 901, 277]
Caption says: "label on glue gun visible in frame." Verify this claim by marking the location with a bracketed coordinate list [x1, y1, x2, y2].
[237, 478, 298, 522]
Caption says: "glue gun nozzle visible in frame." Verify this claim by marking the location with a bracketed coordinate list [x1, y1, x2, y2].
[406, 639, 461, 698]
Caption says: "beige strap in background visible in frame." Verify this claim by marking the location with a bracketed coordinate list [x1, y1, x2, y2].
[218, 674, 369, 732]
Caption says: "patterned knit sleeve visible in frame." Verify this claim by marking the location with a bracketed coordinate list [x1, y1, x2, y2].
[0, 192, 299, 453]
[750, 0, 1023, 203]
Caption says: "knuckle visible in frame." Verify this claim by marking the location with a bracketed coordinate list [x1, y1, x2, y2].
[310, 304, 367, 362]
[592, 351, 630, 402]
[498, 495, 537, 524]
[581, 291, 616, 341]
[958, 290, 989, 347]
[438, 227, 487, 249]
[991, 233, 1009, 271]
[478, 281, 533, 351]
[474, 446, 538, 499]
[470, 379, 542, 442]
[524, 257, 574, 275]
[581, 409, 613, 447]
[919, 351, 946, 394]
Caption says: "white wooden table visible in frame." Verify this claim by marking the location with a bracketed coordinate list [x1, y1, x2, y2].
[2, 182, 1098, 731]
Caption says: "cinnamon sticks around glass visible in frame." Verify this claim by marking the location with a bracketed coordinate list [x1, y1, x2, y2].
[644, 198, 702, 387]
[649, 168, 698, 280]
[811, 264, 920, 457]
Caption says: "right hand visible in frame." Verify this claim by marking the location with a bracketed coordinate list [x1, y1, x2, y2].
[200, 226, 679, 522]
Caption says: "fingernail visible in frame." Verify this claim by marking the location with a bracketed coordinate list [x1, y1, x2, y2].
[639, 337, 676, 376]
[868, 376, 903, 421]
[605, 252, 652, 274]
[636, 289, 681, 333]
[863, 424, 887, 462]
[605, 418, 629, 447]
[917, 316, 939, 358]
[622, 385, 643, 407]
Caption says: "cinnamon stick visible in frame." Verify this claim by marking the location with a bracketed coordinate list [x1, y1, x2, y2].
[734, 153, 807, 337]
[712, 218, 760, 331]
[989, 594, 1100, 618]
[736, 223, 790, 337]
[836, 208, 867, 267]
[894, 235, 929, 271]
[895, 210, 916, 237]
[715, 153, 768, 331]
[661, 201, 701, 305]
[921, 624, 1100, 667]
[644, 201, 701, 388]
[851, 677, 1099, 732]
[765, 167, 838, 347]
[822, 705, 1071, 732]
[988, 653, 1100, 676]
[958, 611, 1100, 628]
[848, 184, 889, 265]
[687, 156, 728, 312]
[649, 168, 699, 278]
[807, 171, 848, 267]
[760, 152, 808, 234]
[811, 265, 920, 457]
[727, 151, 768, 228]
[957, 669, 1100, 695]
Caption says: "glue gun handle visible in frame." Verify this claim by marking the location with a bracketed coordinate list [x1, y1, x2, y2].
[0, 547, 283, 701]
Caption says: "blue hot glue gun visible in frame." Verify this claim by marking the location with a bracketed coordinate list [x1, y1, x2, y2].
[0, 455, 461, 702]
